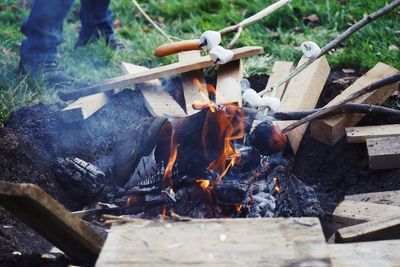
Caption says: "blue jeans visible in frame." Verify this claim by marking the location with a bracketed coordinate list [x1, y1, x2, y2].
[20, 0, 115, 66]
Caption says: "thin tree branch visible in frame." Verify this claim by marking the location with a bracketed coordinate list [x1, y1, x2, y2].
[259, 0, 400, 97]
[280, 73, 400, 134]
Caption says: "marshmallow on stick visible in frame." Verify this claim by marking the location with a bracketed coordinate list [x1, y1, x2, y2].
[199, 30, 222, 50]
[209, 45, 234, 64]
[301, 41, 321, 59]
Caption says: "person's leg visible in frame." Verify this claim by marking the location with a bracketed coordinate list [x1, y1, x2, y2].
[20, 0, 75, 72]
[78, 0, 116, 45]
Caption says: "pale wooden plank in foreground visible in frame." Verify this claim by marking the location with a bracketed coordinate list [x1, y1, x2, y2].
[121, 62, 186, 117]
[265, 61, 294, 100]
[333, 200, 400, 226]
[345, 190, 400, 207]
[276, 56, 330, 154]
[0, 182, 104, 265]
[335, 216, 400, 243]
[311, 62, 399, 146]
[345, 124, 400, 143]
[59, 46, 263, 101]
[96, 218, 331, 266]
[329, 240, 400, 267]
[367, 136, 400, 170]
[178, 51, 208, 115]
[216, 60, 243, 107]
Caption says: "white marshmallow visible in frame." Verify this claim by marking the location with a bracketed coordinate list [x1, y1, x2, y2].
[209, 46, 234, 64]
[199, 30, 222, 50]
[242, 88, 261, 107]
[258, 96, 281, 113]
[301, 41, 321, 59]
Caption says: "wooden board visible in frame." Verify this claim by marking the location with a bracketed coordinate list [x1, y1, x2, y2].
[59, 46, 263, 101]
[346, 124, 400, 143]
[121, 62, 186, 117]
[178, 51, 208, 115]
[367, 136, 400, 170]
[335, 216, 400, 243]
[265, 61, 294, 100]
[329, 240, 400, 267]
[311, 62, 399, 146]
[332, 200, 400, 226]
[216, 60, 243, 107]
[276, 56, 330, 154]
[0, 182, 104, 265]
[60, 89, 121, 123]
[345, 190, 400, 207]
[96, 218, 331, 266]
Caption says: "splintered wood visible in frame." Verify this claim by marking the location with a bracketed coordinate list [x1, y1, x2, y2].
[121, 62, 186, 117]
[0, 182, 104, 265]
[276, 56, 330, 154]
[311, 62, 399, 146]
[367, 136, 400, 170]
[216, 60, 243, 107]
[178, 51, 208, 115]
[95, 218, 331, 266]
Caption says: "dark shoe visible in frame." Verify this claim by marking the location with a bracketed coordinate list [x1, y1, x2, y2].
[19, 60, 74, 87]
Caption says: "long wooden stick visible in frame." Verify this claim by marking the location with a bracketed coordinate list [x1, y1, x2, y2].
[259, 0, 400, 97]
[274, 103, 400, 120]
[220, 0, 292, 48]
[281, 73, 400, 134]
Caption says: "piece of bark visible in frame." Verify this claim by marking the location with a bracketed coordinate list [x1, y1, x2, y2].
[0, 182, 104, 265]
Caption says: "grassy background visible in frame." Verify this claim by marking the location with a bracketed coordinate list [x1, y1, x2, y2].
[0, 0, 399, 123]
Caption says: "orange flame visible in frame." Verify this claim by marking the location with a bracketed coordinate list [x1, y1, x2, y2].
[234, 204, 243, 212]
[273, 177, 280, 193]
[196, 179, 210, 191]
[163, 129, 179, 188]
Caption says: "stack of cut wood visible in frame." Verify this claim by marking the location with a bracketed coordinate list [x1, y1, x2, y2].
[329, 190, 400, 266]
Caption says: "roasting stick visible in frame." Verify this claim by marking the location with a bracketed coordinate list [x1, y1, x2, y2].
[154, 0, 292, 57]
[259, 0, 400, 98]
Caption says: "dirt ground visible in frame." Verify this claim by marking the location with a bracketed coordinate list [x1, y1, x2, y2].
[0, 73, 399, 266]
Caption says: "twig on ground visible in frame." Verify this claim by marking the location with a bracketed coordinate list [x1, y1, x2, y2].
[259, 0, 400, 97]
[280, 73, 400, 134]
[131, 0, 179, 43]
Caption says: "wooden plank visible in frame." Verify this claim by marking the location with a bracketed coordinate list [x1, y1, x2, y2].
[216, 60, 243, 107]
[265, 61, 294, 100]
[345, 190, 400, 207]
[367, 136, 400, 170]
[60, 89, 121, 123]
[276, 56, 330, 154]
[0, 182, 104, 265]
[333, 200, 400, 226]
[121, 62, 186, 117]
[329, 240, 400, 267]
[311, 62, 399, 146]
[335, 216, 400, 243]
[346, 124, 400, 143]
[178, 51, 208, 115]
[96, 218, 331, 266]
[59, 46, 263, 101]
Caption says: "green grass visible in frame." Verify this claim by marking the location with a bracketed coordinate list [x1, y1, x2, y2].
[0, 0, 399, 123]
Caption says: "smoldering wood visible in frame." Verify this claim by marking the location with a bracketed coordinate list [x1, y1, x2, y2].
[0, 182, 104, 265]
[112, 116, 168, 187]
